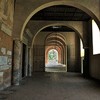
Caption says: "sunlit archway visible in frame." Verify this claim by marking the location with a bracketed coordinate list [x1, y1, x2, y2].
[48, 49, 58, 64]
[47, 49, 58, 65]
[45, 31, 67, 72]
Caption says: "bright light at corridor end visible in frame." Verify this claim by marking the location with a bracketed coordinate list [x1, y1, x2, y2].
[92, 20, 100, 55]
[80, 39, 84, 57]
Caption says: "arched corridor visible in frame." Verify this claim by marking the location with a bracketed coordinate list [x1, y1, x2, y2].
[0, 0, 100, 99]
[45, 32, 67, 72]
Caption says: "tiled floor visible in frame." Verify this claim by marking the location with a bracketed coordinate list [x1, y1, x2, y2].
[1, 72, 100, 100]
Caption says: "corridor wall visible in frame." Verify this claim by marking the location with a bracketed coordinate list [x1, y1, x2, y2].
[0, 0, 14, 90]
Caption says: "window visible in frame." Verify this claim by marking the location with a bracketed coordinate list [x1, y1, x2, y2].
[80, 39, 84, 57]
[92, 20, 100, 55]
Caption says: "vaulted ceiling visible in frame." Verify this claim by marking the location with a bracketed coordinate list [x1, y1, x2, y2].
[25, 5, 91, 43]
[30, 5, 91, 32]
[31, 5, 91, 21]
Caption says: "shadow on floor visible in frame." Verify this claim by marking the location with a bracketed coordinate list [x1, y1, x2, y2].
[1, 72, 100, 100]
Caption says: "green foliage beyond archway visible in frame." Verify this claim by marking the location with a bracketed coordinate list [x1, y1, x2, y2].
[48, 49, 58, 61]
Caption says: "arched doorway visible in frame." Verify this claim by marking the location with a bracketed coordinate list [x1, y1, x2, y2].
[47, 49, 58, 65]
[44, 32, 67, 72]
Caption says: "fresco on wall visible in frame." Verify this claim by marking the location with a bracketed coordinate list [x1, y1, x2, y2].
[0, 56, 7, 66]
[0, 0, 14, 36]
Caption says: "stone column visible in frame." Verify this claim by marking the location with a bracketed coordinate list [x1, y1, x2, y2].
[12, 39, 22, 85]
[28, 47, 33, 76]
[25, 46, 28, 76]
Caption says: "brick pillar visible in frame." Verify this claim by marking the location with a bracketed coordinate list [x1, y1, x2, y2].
[12, 40, 22, 85]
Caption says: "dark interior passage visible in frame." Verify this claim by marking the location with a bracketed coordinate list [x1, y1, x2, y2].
[22, 44, 26, 78]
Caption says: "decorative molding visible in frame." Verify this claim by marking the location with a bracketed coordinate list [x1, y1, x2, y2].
[1, 23, 12, 36]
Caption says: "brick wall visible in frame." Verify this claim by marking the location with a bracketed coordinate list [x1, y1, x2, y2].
[0, 30, 13, 90]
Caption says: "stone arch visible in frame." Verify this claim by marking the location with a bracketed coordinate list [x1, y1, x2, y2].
[32, 23, 84, 48]
[20, 0, 100, 41]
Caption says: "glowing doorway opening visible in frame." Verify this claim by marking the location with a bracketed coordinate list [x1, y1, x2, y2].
[48, 49, 58, 65]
